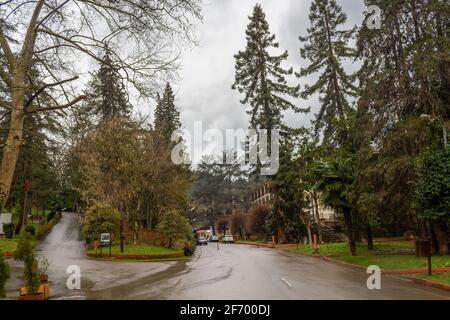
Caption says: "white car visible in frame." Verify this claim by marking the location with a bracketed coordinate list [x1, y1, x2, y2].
[222, 235, 234, 244]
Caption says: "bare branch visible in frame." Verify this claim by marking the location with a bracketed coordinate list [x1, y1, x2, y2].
[26, 75, 79, 107]
[27, 95, 87, 113]
[0, 64, 11, 87]
[0, 26, 14, 67]
[21, 0, 45, 69]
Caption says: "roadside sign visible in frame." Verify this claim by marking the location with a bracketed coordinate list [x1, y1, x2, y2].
[0, 213, 13, 235]
[100, 233, 111, 246]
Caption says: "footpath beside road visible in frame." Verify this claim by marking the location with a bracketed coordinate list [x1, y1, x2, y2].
[236, 241, 450, 292]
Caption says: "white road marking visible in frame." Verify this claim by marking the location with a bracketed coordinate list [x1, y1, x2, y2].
[281, 278, 292, 288]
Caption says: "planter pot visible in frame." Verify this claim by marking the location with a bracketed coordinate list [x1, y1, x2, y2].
[19, 283, 49, 300]
[39, 274, 48, 284]
[18, 292, 45, 300]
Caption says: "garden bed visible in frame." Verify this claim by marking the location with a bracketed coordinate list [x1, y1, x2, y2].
[288, 241, 415, 257]
[0, 237, 19, 254]
[333, 254, 450, 270]
[86, 244, 184, 260]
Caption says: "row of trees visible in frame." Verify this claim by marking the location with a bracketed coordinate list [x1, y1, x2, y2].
[68, 54, 193, 244]
[228, 1, 449, 255]
[0, 1, 202, 245]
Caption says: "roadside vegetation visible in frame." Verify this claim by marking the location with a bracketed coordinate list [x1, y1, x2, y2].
[335, 255, 450, 270]
[289, 242, 415, 257]
[417, 272, 450, 285]
[87, 244, 181, 256]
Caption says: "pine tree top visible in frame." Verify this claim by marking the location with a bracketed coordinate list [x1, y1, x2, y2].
[232, 4, 306, 131]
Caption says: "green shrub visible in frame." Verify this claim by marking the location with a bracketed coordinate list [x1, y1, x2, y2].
[46, 210, 56, 222]
[183, 241, 196, 256]
[157, 209, 192, 248]
[3, 223, 14, 239]
[37, 214, 61, 240]
[14, 232, 40, 294]
[0, 252, 10, 298]
[82, 203, 121, 242]
[25, 226, 36, 236]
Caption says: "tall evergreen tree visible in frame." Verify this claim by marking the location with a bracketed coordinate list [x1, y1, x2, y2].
[355, 0, 450, 244]
[87, 49, 131, 121]
[298, 0, 357, 146]
[232, 4, 306, 132]
[154, 83, 181, 142]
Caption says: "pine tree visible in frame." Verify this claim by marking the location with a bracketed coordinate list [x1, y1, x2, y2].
[232, 4, 305, 132]
[298, 0, 357, 145]
[154, 83, 181, 142]
[87, 49, 131, 121]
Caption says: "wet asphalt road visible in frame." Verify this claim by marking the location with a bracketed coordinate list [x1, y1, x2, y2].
[4, 212, 450, 300]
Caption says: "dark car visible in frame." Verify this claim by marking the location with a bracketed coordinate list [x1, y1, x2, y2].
[209, 235, 219, 242]
[196, 236, 208, 245]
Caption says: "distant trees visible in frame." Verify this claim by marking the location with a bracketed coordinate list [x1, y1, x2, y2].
[154, 83, 181, 144]
[231, 213, 247, 240]
[157, 209, 192, 248]
[247, 206, 269, 239]
[191, 152, 249, 227]
[0, 0, 202, 209]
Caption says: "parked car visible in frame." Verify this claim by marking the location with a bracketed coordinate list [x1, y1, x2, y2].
[222, 235, 234, 244]
[209, 235, 219, 242]
[196, 236, 208, 246]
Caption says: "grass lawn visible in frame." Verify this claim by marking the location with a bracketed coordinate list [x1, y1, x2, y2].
[236, 240, 267, 244]
[289, 241, 414, 256]
[417, 272, 450, 285]
[334, 255, 450, 270]
[87, 244, 181, 255]
[0, 237, 19, 252]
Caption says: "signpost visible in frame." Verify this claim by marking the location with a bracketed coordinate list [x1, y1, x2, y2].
[415, 238, 432, 275]
[100, 233, 111, 257]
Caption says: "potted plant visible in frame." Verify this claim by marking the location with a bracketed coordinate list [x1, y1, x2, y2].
[38, 257, 50, 284]
[0, 251, 10, 298]
[14, 232, 47, 300]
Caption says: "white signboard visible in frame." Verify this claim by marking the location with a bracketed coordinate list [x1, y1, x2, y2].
[100, 233, 111, 246]
[0, 213, 13, 235]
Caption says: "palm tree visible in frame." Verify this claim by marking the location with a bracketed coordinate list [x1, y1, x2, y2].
[313, 152, 357, 256]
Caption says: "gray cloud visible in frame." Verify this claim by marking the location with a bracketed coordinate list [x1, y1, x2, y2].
[172, 0, 366, 161]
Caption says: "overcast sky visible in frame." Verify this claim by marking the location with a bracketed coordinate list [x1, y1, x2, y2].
[157, 0, 366, 162]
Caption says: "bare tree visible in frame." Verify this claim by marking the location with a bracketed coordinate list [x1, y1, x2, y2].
[0, 0, 202, 208]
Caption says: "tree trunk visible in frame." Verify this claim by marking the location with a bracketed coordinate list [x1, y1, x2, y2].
[0, 101, 26, 210]
[313, 193, 322, 243]
[366, 224, 374, 251]
[306, 225, 313, 248]
[430, 221, 440, 254]
[343, 207, 357, 256]
[436, 221, 449, 255]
